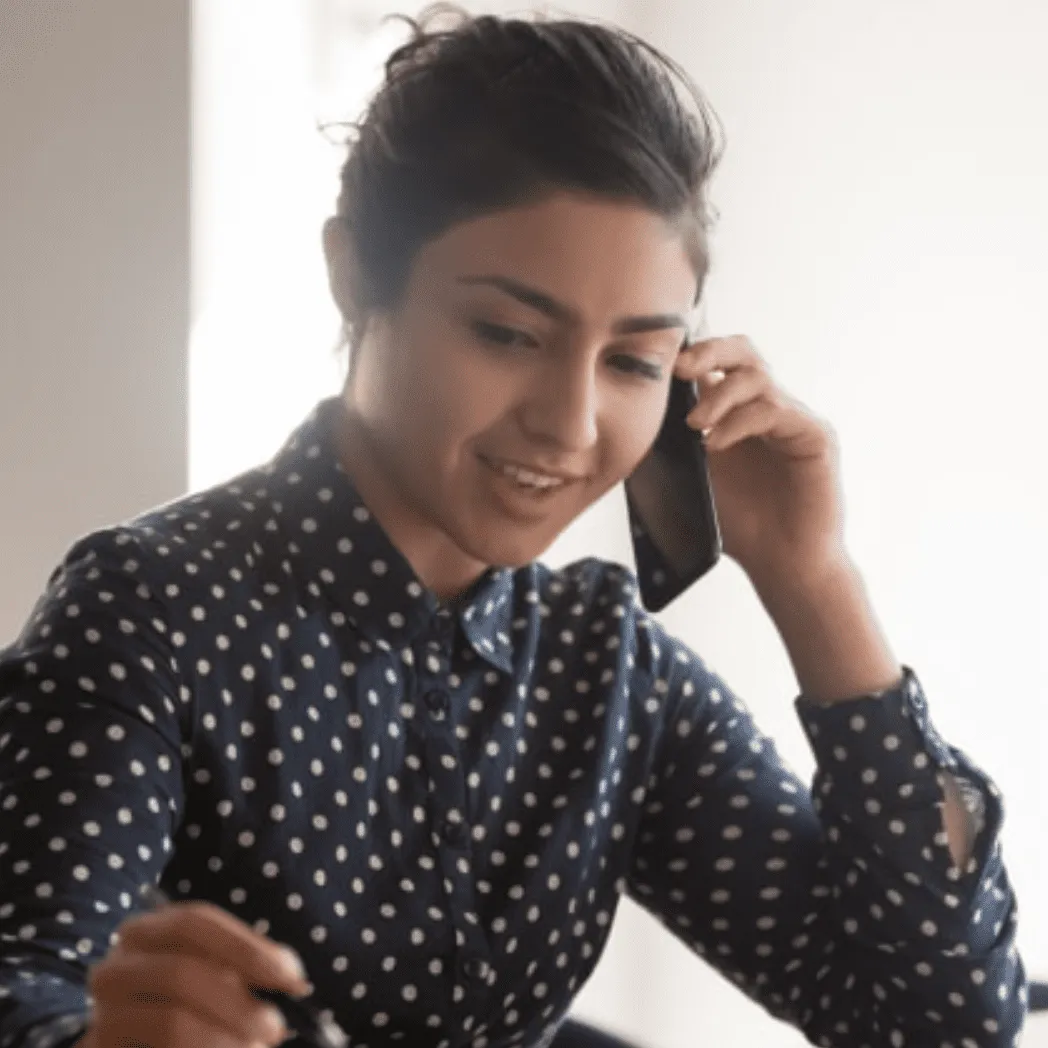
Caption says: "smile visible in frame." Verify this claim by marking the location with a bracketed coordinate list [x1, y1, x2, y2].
[483, 458, 572, 491]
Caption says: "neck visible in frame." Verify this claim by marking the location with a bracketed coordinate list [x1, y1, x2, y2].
[332, 398, 490, 602]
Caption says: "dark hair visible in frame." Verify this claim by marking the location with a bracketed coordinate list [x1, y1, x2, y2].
[331, 4, 725, 349]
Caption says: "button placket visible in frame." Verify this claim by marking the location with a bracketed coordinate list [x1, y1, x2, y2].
[415, 619, 494, 1017]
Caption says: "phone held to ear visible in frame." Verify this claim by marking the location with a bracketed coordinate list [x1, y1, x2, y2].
[625, 316, 722, 612]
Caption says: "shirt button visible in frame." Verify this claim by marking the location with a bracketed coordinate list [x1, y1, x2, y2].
[424, 689, 450, 715]
[441, 819, 467, 847]
[461, 955, 490, 981]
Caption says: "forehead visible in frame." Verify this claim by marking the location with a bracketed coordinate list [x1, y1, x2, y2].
[413, 191, 700, 320]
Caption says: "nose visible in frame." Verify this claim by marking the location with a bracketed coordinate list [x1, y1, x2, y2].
[518, 358, 600, 454]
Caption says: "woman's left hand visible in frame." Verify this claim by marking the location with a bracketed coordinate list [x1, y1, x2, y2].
[675, 334, 846, 585]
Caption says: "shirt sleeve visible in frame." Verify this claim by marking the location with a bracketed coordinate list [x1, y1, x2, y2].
[625, 634, 1026, 1047]
[0, 530, 187, 1048]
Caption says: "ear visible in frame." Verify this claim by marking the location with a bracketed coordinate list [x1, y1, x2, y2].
[322, 216, 359, 324]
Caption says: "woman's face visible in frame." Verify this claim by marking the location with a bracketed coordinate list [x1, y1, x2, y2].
[327, 190, 699, 575]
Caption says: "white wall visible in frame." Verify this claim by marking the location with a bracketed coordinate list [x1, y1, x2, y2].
[0, 1, 190, 643]
[562, 2, 1048, 1045]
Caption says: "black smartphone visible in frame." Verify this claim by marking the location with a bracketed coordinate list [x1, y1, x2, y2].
[625, 352, 722, 613]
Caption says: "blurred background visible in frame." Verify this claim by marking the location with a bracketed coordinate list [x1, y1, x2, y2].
[1, 1, 1046, 1045]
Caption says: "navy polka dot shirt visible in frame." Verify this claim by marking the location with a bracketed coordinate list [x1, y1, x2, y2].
[0, 398, 1026, 1047]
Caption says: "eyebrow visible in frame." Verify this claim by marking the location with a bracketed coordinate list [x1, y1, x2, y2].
[456, 274, 692, 336]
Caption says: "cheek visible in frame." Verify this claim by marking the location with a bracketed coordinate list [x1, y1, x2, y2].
[388, 320, 513, 456]
[605, 396, 666, 478]
[352, 331, 444, 462]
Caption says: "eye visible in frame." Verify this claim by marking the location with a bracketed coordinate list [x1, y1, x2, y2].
[609, 354, 664, 381]
[469, 320, 536, 349]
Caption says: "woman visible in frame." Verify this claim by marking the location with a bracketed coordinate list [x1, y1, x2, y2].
[0, 8, 1025, 1048]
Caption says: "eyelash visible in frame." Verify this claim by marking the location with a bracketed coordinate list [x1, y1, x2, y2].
[468, 321, 664, 381]
[614, 357, 664, 381]
[470, 320, 534, 349]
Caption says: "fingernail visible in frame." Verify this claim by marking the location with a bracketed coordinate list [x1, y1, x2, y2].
[277, 946, 307, 981]
[261, 1004, 286, 1040]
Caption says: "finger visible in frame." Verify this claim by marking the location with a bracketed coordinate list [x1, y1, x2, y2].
[90, 1001, 273, 1048]
[675, 334, 762, 381]
[686, 366, 770, 432]
[89, 952, 288, 1046]
[703, 396, 781, 450]
[115, 903, 309, 996]
[696, 367, 728, 392]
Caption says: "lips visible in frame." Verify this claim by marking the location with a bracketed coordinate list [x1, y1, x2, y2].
[481, 456, 581, 492]
[494, 462, 565, 490]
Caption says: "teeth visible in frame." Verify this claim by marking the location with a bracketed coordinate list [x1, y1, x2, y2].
[499, 463, 564, 489]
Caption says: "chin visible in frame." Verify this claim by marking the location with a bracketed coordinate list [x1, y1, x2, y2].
[471, 533, 555, 570]
[452, 518, 562, 571]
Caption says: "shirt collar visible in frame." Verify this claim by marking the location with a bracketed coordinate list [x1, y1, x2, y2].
[263, 397, 516, 674]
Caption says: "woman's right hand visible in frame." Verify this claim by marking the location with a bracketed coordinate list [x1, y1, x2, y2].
[75, 899, 313, 1048]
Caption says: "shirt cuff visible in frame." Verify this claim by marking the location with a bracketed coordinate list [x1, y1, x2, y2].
[794, 665, 964, 806]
